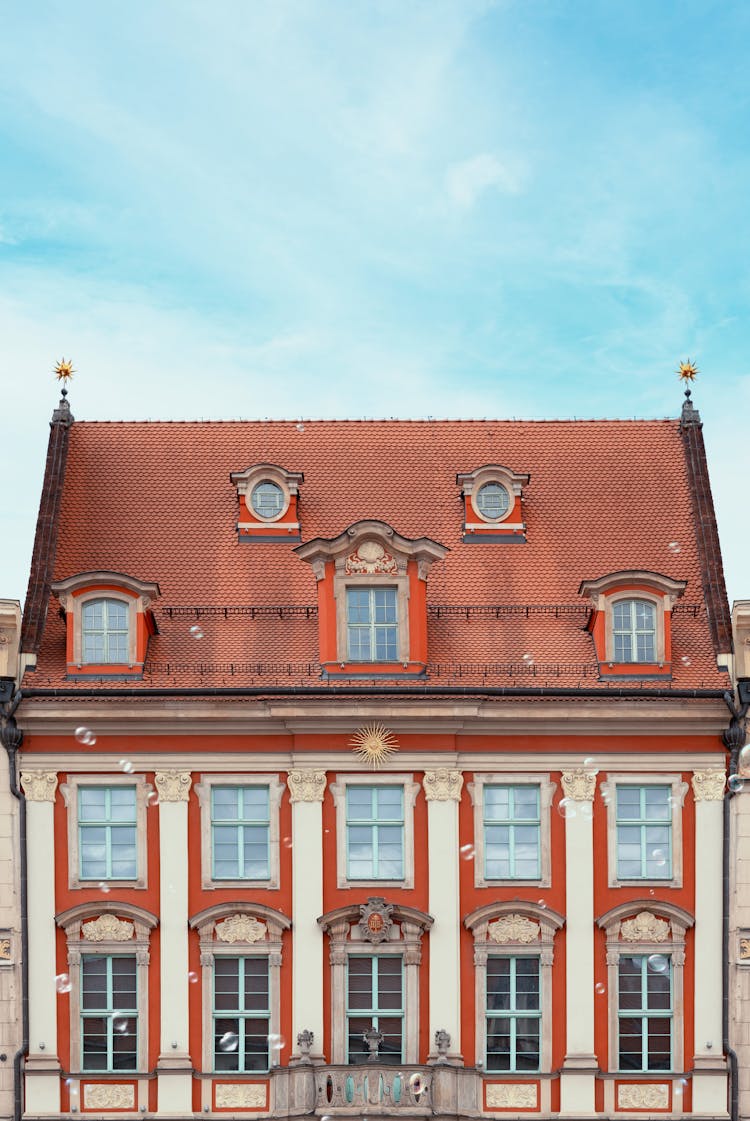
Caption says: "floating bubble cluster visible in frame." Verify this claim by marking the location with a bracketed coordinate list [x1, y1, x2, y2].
[189, 625, 204, 640]
[647, 954, 669, 974]
[55, 973, 72, 993]
[119, 759, 134, 774]
[74, 727, 96, 746]
[557, 797, 576, 819]
[522, 653, 534, 665]
[729, 775, 745, 794]
[459, 843, 475, 861]
[98, 882, 111, 894]
[667, 541, 681, 554]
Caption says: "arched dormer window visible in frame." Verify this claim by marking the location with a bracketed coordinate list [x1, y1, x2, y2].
[579, 571, 687, 679]
[456, 464, 530, 541]
[51, 571, 160, 678]
[597, 901, 694, 1089]
[295, 521, 448, 677]
[464, 900, 563, 1101]
[229, 462, 304, 542]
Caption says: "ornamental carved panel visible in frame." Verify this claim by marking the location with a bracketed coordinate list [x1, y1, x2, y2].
[344, 541, 398, 575]
[84, 1084, 135, 1109]
[617, 1083, 669, 1110]
[82, 915, 135, 943]
[560, 770, 596, 801]
[287, 771, 327, 803]
[620, 911, 669, 943]
[358, 898, 394, 944]
[154, 771, 192, 802]
[488, 914, 539, 945]
[423, 770, 464, 801]
[20, 771, 58, 802]
[215, 914, 267, 944]
[691, 769, 726, 801]
[486, 1083, 538, 1108]
[215, 1083, 267, 1108]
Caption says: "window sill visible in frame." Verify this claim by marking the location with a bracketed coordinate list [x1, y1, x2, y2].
[323, 661, 426, 678]
[73, 878, 146, 891]
[203, 878, 278, 891]
[598, 662, 672, 679]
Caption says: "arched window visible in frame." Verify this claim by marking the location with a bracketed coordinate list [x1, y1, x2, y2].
[81, 599, 129, 664]
[612, 599, 656, 663]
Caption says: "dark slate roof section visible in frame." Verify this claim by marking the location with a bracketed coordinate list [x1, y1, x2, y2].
[20, 394, 74, 657]
[679, 395, 732, 655]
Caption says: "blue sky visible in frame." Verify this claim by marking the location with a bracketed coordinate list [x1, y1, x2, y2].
[1, 1, 749, 605]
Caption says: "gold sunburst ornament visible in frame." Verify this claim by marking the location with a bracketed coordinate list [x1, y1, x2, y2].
[350, 722, 399, 769]
[677, 359, 699, 383]
[54, 358, 75, 385]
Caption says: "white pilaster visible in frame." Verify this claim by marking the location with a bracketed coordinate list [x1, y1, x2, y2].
[288, 771, 326, 1063]
[559, 770, 597, 1115]
[154, 771, 192, 1114]
[21, 771, 62, 1113]
[424, 769, 464, 1063]
[691, 770, 729, 1115]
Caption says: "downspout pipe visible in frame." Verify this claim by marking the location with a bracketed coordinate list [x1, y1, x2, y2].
[1, 692, 27, 1121]
[722, 691, 747, 1121]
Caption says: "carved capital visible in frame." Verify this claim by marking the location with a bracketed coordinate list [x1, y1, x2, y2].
[288, 770, 327, 803]
[692, 769, 726, 801]
[82, 914, 134, 943]
[154, 771, 192, 802]
[423, 770, 464, 802]
[215, 914, 266, 944]
[21, 771, 58, 802]
[561, 770, 596, 801]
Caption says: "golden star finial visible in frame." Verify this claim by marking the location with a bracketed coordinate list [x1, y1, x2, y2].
[677, 359, 699, 383]
[54, 358, 75, 385]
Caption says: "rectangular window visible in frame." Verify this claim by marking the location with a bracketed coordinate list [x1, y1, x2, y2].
[213, 957, 270, 1072]
[484, 785, 541, 879]
[346, 956, 403, 1063]
[82, 599, 129, 664]
[616, 786, 672, 879]
[346, 785, 404, 880]
[81, 956, 138, 1071]
[618, 955, 672, 1071]
[486, 957, 541, 1072]
[346, 586, 398, 662]
[79, 787, 137, 880]
[211, 786, 270, 880]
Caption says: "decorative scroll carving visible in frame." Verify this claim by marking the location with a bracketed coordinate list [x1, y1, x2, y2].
[358, 898, 394, 944]
[154, 771, 192, 802]
[215, 1084, 267, 1108]
[692, 769, 726, 801]
[345, 540, 398, 575]
[215, 914, 267, 944]
[617, 1083, 669, 1109]
[423, 770, 464, 802]
[620, 911, 670, 943]
[287, 771, 326, 803]
[20, 771, 58, 802]
[82, 915, 135, 943]
[561, 770, 596, 801]
[488, 914, 539, 945]
[84, 1084, 135, 1109]
[486, 1083, 538, 1108]
[739, 933, 750, 962]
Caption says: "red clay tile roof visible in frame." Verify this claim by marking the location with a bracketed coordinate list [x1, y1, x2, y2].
[27, 417, 729, 692]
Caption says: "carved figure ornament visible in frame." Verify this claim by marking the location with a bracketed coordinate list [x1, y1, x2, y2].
[488, 914, 539, 945]
[215, 914, 267, 944]
[619, 911, 670, 943]
[82, 914, 135, 943]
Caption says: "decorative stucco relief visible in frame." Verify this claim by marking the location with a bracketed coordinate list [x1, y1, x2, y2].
[488, 914, 539, 945]
[560, 770, 596, 801]
[344, 541, 398, 575]
[485, 1083, 538, 1108]
[423, 770, 464, 801]
[84, 1084, 135, 1109]
[691, 769, 726, 801]
[216, 914, 267, 944]
[215, 1083, 267, 1108]
[620, 912, 669, 943]
[82, 914, 135, 943]
[154, 771, 192, 802]
[617, 1083, 669, 1110]
[287, 771, 326, 803]
[20, 771, 58, 802]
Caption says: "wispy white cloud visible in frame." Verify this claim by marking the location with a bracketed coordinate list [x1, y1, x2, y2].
[445, 153, 527, 208]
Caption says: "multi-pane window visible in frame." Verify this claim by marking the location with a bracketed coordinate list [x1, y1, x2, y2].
[476, 482, 510, 520]
[213, 957, 270, 1072]
[612, 599, 656, 663]
[616, 786, 672, 879]
[346, 956, 403, 1063]
[211, 786, 270, 880]
[81, 956, 138, 1071]
[346, 587, 398, 662]
[250, 481, 284, 519]
[484, 786, 541, 879]
[79, 787, 137, 880]
[486, 957, 541, 1072]
[618, 955, 672, 1071]
[346, 786, 404, 880]
[82, 599, 129, 664]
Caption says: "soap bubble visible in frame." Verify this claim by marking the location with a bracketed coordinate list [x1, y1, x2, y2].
[119, 759, 134, 774]
[218, 1032, 239, 1052]
[595, 982, 606, 995]
[55, 973, 72, 993]
[98, 882, 111, 894]
[188, 971, 199, 984]
[667, 541, 681, 554]
[282, 836, 292, 849]
[459, 843, 475, 861]
[522, 653, 534, 665]
[537, 899, 547, 909]
[651, 848, 667, 867]
[147, 791, 159, 807]
[647, 954, 669, 974]
[74, 727, 97, 746]
[268, 1033, 285, 1052]
[578, 801, 593, 820]
[583, 757, 596, 768]
[557, 797, 576, 819]
[296, 422, 305, 432]
[729, 775, 745, 794]
[189, 625, 204, 639]
[113, 1017, 129, 1034]
[409, 1073, 425, 1098]
[738, 744, 750, 774]
[680, 656, 692, 666]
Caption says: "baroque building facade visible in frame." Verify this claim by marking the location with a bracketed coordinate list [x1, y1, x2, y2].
[2, 385, 741, 1121]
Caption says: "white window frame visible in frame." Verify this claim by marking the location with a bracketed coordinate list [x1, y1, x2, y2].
[61, 774, 152, 891]
[468, 774, 555, 888]
[330, 774, 420, 890]
[345, 585, 399, 663]
[194, 774, 284, 891]
[601, 774, 688, 889]
[609, 595, 659, 664]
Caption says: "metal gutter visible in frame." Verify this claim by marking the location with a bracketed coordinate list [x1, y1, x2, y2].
[20, 685, 727, 700]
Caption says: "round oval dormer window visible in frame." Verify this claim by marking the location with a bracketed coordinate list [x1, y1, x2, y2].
[250, 481, 285, 519]
[475, 482, 511, 521]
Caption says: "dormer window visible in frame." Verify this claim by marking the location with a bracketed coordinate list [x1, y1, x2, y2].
[51, 571, 160, 679]
[456, 464, 530, 541]
[295, 520, 448, 677]
[579, 571, 687, 679]
[230, 463, 303, 541]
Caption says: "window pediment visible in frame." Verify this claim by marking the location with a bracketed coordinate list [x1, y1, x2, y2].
[295, 520, 448, 580]
[189, 901, 291, 943]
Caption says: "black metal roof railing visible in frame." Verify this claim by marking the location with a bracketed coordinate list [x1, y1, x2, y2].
[159, 602, 702, 620]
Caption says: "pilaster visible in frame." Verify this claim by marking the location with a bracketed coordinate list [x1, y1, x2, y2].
[288, 771, 326, 1063]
